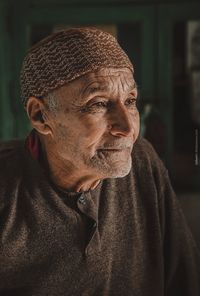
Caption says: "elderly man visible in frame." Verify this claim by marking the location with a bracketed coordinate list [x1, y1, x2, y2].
[0, 27, 199, 296]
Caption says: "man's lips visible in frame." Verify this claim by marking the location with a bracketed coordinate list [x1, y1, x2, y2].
[99, 148, 123, 151]
[98, 147, 131, 153]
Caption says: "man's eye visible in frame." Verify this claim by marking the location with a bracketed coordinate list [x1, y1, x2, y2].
[125, 98, 137, 107]
[90, 101, 108, 108]
[80, 100, 108, 113]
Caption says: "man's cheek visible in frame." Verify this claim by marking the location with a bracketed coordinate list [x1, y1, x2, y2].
[81, 118, 107, 136]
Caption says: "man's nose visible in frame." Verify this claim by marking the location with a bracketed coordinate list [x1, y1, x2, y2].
[108, 102, 135, 137]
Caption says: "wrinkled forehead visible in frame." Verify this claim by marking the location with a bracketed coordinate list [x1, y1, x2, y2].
[58, 68, 137, 103]
[80, 68, 135, 92]
[81, 67, 134, 82]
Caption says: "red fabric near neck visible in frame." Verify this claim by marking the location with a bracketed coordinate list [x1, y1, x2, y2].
[25, 129, 40, 160]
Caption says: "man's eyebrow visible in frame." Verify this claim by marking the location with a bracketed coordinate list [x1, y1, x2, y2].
[124, 82, 138, 93]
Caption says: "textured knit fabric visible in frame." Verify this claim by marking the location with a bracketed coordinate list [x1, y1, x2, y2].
[0, 138, 199, 296]
[20, 27, 133, 106]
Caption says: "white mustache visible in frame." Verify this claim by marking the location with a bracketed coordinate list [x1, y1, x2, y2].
[98, 142, 133, 150]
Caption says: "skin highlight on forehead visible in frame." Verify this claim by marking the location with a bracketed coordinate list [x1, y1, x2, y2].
[80, 68, 136, 98]
[82, 81, 137, 100]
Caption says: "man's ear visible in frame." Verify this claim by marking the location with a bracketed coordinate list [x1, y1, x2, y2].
[26, 97, 52, 136]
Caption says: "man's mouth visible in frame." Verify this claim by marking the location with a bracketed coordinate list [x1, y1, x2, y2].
[97, 147, 131, 154]
[98, 148, 123, 152]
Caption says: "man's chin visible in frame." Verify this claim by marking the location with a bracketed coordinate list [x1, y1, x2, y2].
[99, 158, 132, 179]
[88, 151, 132, 178]
[107, 163, 132, 178]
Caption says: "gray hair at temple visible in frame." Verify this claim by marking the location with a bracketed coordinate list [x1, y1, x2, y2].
[20, 27, 134, 108]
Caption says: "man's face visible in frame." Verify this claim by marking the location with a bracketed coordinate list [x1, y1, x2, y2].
[46, 68, 140, 179]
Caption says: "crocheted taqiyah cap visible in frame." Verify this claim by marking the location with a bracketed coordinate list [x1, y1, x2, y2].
[20, 27, 134, 106]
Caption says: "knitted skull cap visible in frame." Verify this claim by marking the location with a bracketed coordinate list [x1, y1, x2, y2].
[20, 27, 134, 106]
